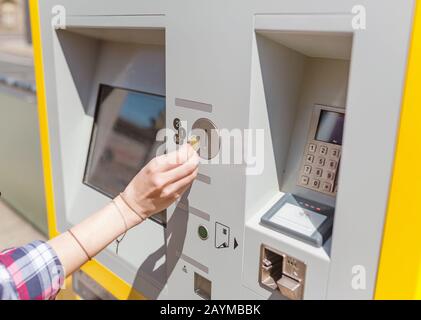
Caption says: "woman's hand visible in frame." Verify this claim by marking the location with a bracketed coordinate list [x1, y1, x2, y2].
[117, 144, 199, 227]
[49, 144, 199, 278]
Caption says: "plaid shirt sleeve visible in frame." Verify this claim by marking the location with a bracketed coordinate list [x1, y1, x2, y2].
[0, 240, 64, 300]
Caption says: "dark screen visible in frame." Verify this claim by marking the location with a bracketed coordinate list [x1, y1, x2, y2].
[315, 110, 345, 145]
[84, 84, 166, 223]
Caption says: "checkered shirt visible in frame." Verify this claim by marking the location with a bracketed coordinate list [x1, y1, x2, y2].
[0, 240, 64, 300]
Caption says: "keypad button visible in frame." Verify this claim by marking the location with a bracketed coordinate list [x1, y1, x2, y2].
[303, 165, 312, 175]
[331, 148, 340, 158]
[308, 144, 316, 153]
[305, 155, 314, 164]
[322, 182, 332, 192]
[311, 179, 320, 189]
[317, 157, 325, 166]
[300, 176, 310, 185]
[326, 171, 335, 181]
[320, 145, 328, 155]
[328, 160, 337, 170]
[315, 168, 323, 177]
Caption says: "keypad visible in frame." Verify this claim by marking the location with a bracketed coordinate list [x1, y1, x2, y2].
[298, 142, 341, 195]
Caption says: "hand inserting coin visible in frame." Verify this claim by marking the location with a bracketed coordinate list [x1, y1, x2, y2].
[188, 135, 200, 152]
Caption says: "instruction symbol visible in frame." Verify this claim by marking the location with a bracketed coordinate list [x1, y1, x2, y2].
[215, 222, 230, 249]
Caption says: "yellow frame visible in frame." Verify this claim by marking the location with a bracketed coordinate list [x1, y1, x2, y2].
[375, 0, 421, 299]
[29, 0, 420, 299]
[29, 0, 144, 300]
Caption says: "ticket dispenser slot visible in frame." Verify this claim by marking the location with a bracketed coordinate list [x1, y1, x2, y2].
[260, 245, 306, 300]
[194, 273, 212, 300]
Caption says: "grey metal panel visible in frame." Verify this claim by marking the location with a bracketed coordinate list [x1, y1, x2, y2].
[0, 92, 47, 235]
[326, 0, 415, 299]
[38, 1, 68, 234]
[42, 0, 168, 16]
[163, 0, 254, 300]
[65, 15, 166, 29]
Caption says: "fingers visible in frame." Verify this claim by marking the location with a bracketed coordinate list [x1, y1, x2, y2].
[161, 167, 199, 199]
[151, 144, 197, 172]
[160, 150, 199, 186]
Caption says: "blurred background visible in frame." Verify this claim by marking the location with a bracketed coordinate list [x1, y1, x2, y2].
[0, 0, 47, 250]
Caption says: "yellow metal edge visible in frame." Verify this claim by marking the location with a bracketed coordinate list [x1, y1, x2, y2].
[375, 1, 421, 299]
[29, 0, 145, 300]
[29, 0, 58, 239]
[56, 276, 78, 300]
[81, 260, 146, 300]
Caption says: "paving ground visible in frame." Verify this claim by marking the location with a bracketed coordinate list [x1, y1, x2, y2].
[0, 200, 46, 251]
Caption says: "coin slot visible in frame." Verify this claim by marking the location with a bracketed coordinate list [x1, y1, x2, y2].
[191, 118, 220, 160]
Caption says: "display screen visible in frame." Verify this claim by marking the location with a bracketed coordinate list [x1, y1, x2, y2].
[84, 84, 166, 223]
[315, 110, 345, 145]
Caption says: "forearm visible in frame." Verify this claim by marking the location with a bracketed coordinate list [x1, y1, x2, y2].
[48, 144, 198, 279]
[48, 196, 141, 277]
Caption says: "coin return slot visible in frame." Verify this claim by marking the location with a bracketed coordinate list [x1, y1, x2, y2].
[194, 272, 212, 300]
[259, 245, 306, 300]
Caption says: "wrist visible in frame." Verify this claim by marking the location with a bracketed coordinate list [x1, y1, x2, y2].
[114, 195, 144, 229]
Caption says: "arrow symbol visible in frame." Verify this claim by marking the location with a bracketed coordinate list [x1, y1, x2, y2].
[234, 238, 238, 250]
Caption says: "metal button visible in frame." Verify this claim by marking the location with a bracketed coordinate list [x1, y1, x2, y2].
[322, 182, 332, 192]
[173, 118, 181, 129]
[300, 176, 310, 185]
[331, 148, 340, 158]
[311, 179, 320, 189]
[317, 157, 325, 166]
[326, 171, 335, 181]
[328, 160, 337, 170]
[174, 134, 180, 145]
[308, 144, 316, 153]
[320, 146, 328, 155]
[198, 225, 209, 240]
[178, 127, 187, 140]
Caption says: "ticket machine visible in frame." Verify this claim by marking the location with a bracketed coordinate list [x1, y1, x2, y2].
[30, 0, 420, 299]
